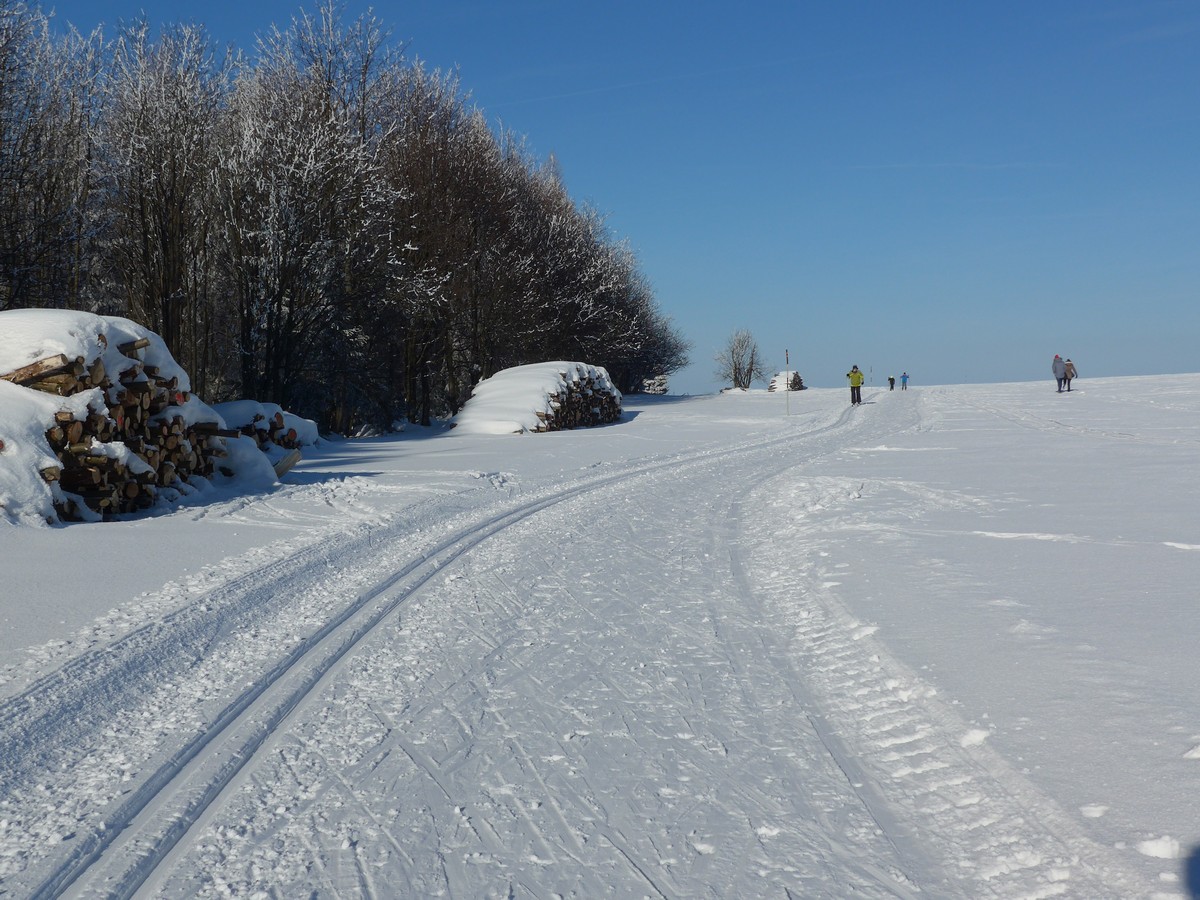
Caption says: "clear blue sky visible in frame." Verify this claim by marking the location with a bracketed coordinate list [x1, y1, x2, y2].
[47, 0, 1200, 392]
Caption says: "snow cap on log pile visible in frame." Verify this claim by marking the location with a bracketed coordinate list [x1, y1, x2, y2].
[0, 308, 190, 395]
[452, 361, 622, 435]
[211, 399, 319, 471]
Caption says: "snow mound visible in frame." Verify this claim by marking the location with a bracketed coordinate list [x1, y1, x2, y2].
[453, 362, 622, 435]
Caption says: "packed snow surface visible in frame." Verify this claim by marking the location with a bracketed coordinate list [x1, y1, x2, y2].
[2, 376, 1199, 898]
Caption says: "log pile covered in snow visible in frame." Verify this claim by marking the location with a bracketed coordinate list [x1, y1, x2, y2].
[212, 400, 320, 477]
[641, 374, 669, 395]
[452, 362, 623, 435]
[0, 310, 280, 524]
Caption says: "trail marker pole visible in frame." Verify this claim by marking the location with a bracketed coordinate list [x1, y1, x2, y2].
[785, 349, 790, 417]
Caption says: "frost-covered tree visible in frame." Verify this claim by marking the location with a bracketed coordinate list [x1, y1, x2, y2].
[253, 2, 401, 431]
[715, 329, 767, 390]
[0, 0, 688, 433]
[215, 35, 385, 413]
[0, 4, 101, 311]
[95, 20, 232, 392]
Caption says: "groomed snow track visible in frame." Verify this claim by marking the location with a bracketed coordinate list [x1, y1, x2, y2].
[1, 392, 1152, 898]
[5, 404, 859, 898]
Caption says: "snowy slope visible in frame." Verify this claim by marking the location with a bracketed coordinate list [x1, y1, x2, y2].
[1, 377, 1199, 898]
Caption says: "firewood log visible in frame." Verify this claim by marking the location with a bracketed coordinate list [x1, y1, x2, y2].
[29, 373, 82, 395]
[0, 353, 72, 385]
[118, 337, 151, 356]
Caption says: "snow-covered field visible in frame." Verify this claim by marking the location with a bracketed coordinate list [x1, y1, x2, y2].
[2, 376, 1199, 898]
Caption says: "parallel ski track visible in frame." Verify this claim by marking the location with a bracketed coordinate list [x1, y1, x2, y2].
[10, 400, 875, 899]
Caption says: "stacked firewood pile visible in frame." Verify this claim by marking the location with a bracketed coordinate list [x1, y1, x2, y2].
[641, 374, 669, 395]
[210, 401, 309, 477]
[229, 409, 303, 452]
[1, 340, 233, 521]
[533, 369, 622, 432]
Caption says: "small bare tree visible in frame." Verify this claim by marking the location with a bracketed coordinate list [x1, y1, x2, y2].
[714, 329, 767, 390]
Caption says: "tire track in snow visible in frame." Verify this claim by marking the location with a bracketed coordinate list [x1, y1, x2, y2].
[4, 402, 867, 897]
[737, 459, 1151, 897]
[718, 496, 945, 896]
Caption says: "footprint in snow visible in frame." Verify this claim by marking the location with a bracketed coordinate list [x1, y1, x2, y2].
[960, 729, 990, 748]
[1136, 835, 1181, 859]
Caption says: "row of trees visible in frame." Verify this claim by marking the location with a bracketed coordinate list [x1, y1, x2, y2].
[0, 1, 689, 429]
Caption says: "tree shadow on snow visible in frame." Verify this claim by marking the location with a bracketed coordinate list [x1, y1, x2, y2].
[1186, 845, 1200, 899]
[283, 469, 386, 486]
[625, 394, 713, 406]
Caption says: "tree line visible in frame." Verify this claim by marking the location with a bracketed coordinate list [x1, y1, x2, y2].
[0, 0, 689, 430]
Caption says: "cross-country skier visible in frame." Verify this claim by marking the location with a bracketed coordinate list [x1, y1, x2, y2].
[847, 365, 864, 405]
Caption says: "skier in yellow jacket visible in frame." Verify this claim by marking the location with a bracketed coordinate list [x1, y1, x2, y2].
[847, 365, 864, 405]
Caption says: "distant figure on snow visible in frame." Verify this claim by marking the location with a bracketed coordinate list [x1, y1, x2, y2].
[1063, 358, 1078, 391]
[1053, 354, 1066, 392]
[888, 375, 896, 390]
[900, 372, 909, 390]
[847, 365, 864, 405]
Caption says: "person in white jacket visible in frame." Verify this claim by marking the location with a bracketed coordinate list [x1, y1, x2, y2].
[1052, 355, 1066, 392]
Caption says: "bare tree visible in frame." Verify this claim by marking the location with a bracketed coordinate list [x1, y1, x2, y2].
[714, 329, 767, 390]
[256, 2, 401, 432]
